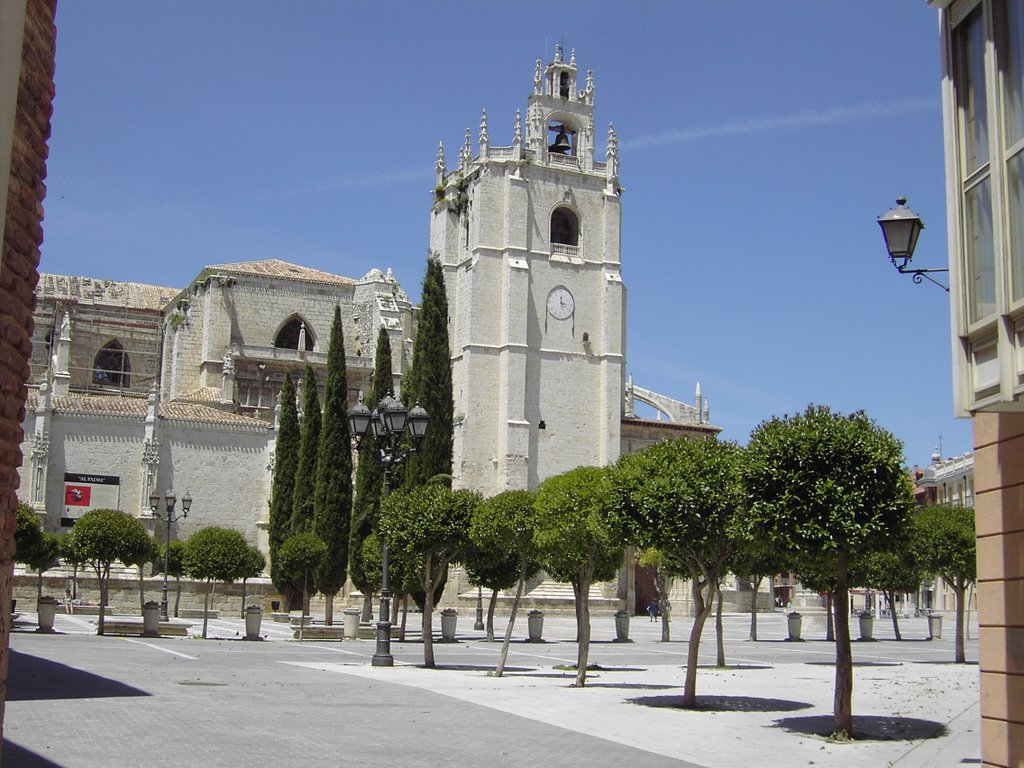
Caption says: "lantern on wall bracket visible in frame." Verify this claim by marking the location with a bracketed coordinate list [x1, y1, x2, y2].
[877, 197, 949, 292]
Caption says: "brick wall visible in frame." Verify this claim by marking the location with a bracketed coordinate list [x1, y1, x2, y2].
[0, 0, 57, 747]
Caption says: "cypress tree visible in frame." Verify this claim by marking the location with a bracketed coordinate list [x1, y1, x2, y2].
[349, 326, 392, 613]
[290, 365, 321, 534]
[314, 306, 353, 625]
[403, 257, 453, 487]
[268, 372, 300, 592]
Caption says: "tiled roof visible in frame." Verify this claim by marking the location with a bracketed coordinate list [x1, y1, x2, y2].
[178, 387, 222, 403]
[37, 273, 178, 310]
[25, 390, 270, 429]
[206, 259, 356, 286]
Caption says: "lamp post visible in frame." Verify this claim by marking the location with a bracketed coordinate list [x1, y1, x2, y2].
[349, 394, 429, 667]
[474, 585, 485, 631]
[149, 489, 192, 621]
[877, 197, 949, 291]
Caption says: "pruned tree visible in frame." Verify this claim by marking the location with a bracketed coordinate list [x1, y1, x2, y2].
[60, 533, 86, 602]
[159, 540, 186, 617]
[182, 526, 252, 639]
[613, 437, 745, 703]
[380, 484, 479, 667]
[637, 547, 681, 642]
[350, 326, 392, 621]
[239, 545, 267, 618]
[468, 490, 541, 673]
[853, 545, 921, 641]
[125, 535, 158, 613]
[64, 508, 153, 635]
[269, 372, 300, 596]
[276, 532, 327, 641]
[291, 365, 321, 534]
[534, 467, 623, 688]
[913, 504, 975, 663]
[401, 257, 453, 488]
[314, 305, 353, 626]
[744, 405, 916, 739]
[15, 504, 60, 599]
[729, 536, 787, 641]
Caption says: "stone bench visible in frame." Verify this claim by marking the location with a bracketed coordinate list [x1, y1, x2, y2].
[178, 608, 219, 619]
[292, 625, 344, 640]
[99, 619, 191, 637]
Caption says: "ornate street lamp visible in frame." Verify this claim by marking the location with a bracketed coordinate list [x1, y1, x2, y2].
[877, 197, 949, 291]
[150, 489, 192, 621]
[349, 393, 429, 667]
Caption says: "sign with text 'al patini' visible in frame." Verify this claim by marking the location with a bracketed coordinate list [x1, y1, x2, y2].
[63, 472, 120, 526]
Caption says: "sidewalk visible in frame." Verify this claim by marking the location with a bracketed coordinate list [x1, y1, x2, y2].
[5, 611, 980, 768]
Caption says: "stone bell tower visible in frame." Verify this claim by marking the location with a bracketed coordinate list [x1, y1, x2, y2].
[430, 44, 626, 496]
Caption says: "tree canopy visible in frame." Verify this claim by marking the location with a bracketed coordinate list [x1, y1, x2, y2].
[64, 508, 153, 635]
[534, 467, 622, 687]
[744, 405, 916, 739]
[613, 436, 745, 704]
[183, 526, 253, 638]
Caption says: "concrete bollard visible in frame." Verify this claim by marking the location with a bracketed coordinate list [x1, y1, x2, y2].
[343, 608, 361, 640]
[244, 604, 263, 640]
[142, 601, 161, 636]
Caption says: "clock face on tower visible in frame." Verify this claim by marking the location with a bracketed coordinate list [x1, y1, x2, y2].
[546, 286, 575, 320]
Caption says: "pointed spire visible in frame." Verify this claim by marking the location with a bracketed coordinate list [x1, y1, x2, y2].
[460, 127, 472, 168]
[606, 123, 620, 188]
[479, 108, 489, 156]
[435, 141, 446, 186]
[513, 109, 522, 146]
[703, 398, 710, 425]
[569, 48, 576, 67]
[534, 59, 542, 95]
[554, 42, 564, 64]
[695, 380, 703, 423]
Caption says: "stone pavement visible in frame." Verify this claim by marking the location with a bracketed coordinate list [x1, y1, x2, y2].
[4, 610, 980, 767]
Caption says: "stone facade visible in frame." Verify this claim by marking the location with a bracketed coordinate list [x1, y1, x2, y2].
[1, 0, 56, 747]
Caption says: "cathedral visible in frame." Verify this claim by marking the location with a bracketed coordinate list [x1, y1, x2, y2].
[17, 47, 717, 611]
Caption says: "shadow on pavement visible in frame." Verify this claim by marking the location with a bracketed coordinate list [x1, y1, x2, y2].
[773, 714, 948, 741]
[3, 740, 65, 766]
[7, 649, 149, 702]
[806, 661, 903, 667]
[629, 694, 813, 713]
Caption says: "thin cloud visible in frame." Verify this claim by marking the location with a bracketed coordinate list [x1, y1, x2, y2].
[622, 97, 937, 151]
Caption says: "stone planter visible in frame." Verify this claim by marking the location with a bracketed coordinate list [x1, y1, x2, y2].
[343, 608, 361, 640]
[244, 605, 263, 640]
[858, 613, 874, 641]
[440, 607, 458, 642]
[614, 609, 632, 642]
[787, 612, 803, 641]
[928, 613, 942, 640]
[36, 596, 58, 633]
[142, 601, 161, 637]
[527, 610, 544, 642]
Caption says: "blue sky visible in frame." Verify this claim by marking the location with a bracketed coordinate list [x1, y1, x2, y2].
[41, 2, 970, 467]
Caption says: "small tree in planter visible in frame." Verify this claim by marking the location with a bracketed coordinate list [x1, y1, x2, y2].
[239, 545, 266, 618]
[182, 526, 251, 639]
[276, 533, 327, 641]
[158, 540, 187, 617]
[60, 533, 86, 602]
[852, 545, 921, 641]
[64, 509, 153, 635]
[125, 536, 158, 613]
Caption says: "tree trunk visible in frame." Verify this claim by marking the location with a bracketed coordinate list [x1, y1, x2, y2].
[825, 591, 835, 641]
[574, 562, 594, 688]
[241, 578, 248, 619]
[422, 554, 436, 668]
[390, 592, 400, 625]
[361, 591, 373, 622]
[71, 564, 78, 600]
[486, 588, 498, 642]
[37, 571, 43, 600]
[832, 551, 854, 739]
[682, 574, 713, 708]
[749, 575, 763, 641]
[138, 565, 145, 613]
[202, 581, 212, 639]
[399, 595, 408, 641]
[715, 581, 726, 667]
[654, 567, 671, 642]
[174, 576, 181, 618]
[954, 580, 966, 664]
[886, 590, 902, 640]
[496, 568, 526, 678]
[324, 591, 335, 626]
[298, 573, 307, 642]
[97, 566, 108, 636]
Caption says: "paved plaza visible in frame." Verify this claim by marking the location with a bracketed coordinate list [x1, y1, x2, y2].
[5, 609, 979, 767]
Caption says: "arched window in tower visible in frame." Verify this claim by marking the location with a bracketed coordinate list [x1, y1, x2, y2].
[274, 316, 315, 351]
[559, 72, 570, 99]
[93, 340, 131, 388]
[550, 207, 580, 254]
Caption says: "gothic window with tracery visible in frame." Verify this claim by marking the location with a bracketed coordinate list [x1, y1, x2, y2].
[274, 316, 315, 351]
[93, 340, 130, 388]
